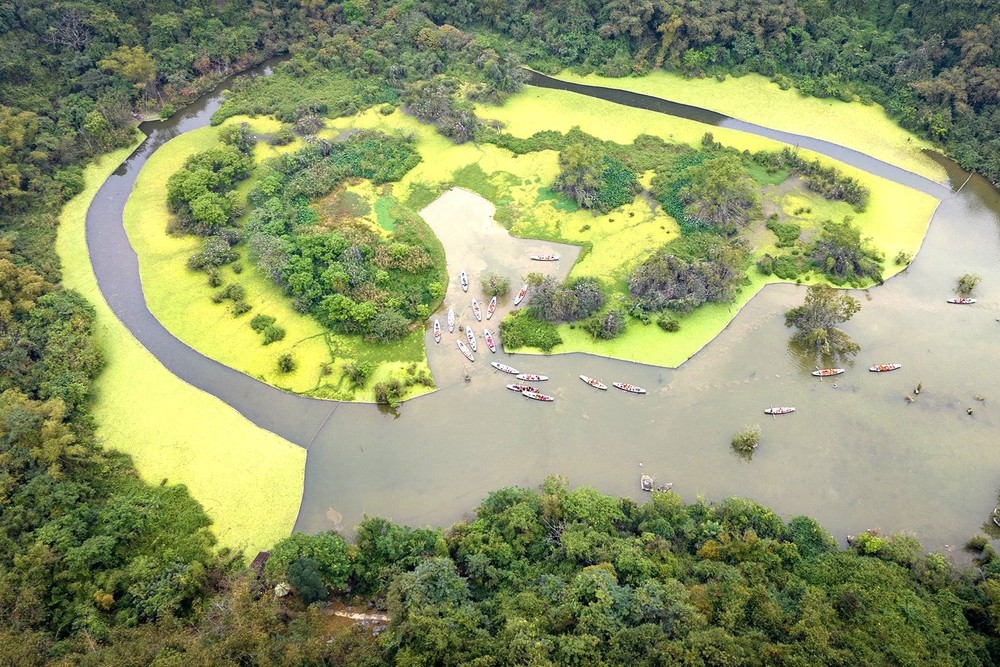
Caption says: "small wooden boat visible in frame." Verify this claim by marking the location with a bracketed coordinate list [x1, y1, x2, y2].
[472, 298, 482, 322]
[521, 390, 554, 402]
[763, 406, 795, 415]
[447, 307, 455, 333]
[491, 361, 519, 374]
[947, 297, 975, 304]
[869, 363, 901, 373]
[640, 474, 654, 492]
[811, 368, 844, 377]
[483, 328, 497, 353]
[506, 383, 538, 392]
[460, 271, 469, 292]
[514, 284, 528, 306]
[613, 382, 646, 394]
[432, 319, 441, 343]
[456, 339, 474, 362]
[466, 326, 478, 353]
[530, 254, 560, 261]
[486, 296, 497, 320]
[516, 373, 548, 382]
[580, 375, 608, 390]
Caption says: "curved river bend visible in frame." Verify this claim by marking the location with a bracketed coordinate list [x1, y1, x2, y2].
[87, 65, 1000, 552]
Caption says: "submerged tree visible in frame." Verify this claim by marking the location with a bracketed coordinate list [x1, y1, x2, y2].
[785, 284, 861, 358]
[956, 273, 982, 296]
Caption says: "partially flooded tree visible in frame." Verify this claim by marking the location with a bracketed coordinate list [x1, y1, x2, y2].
[785, 284, 861, 358]
[956, 273, 981, 296]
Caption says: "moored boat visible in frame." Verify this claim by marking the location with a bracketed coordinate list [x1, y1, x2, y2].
[640, 474, 654, 492]
[506, 383, 538, 392]
[530, 254, 560, 261]
[613, 382, 646, 394]
[447, 307, 455, 333]
[483, 328, 497, 353]
[811, 368, 844, 377]
[456, 339, 474, 362]
[514, 284, 528, 306]
[869, 363, 901, 372]
[486, 296, 497, 320]
[491, 361, 519, 374]
[580, 375, 608, 390]
[460, 271, 469, 292]
[472, 298, 482, 322]
[947, 297, 975, 304]
[516, 373, 548, 381]
[466, 326, 478, 352]
[764, 406, 795, 415]
[432, 319, 441, 343]
[521, 390, 555, 402]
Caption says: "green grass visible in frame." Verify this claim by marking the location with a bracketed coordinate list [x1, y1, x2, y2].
[57, 141, 306, 558]
[122, 116, 434, 402]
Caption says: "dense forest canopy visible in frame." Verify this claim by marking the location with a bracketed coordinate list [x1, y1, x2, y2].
[3, 0, 1000, 662]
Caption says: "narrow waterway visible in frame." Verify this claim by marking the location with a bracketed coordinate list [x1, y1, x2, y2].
[86, 65, 1000, 554]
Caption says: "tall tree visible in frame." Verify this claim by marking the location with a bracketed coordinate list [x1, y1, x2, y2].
[784, 284, 861, 358]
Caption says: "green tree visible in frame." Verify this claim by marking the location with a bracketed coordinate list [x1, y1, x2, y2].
[810, 217, 884, 286]
[678, 154, 761, 234]
[98, 46, 156, 94]
[784, 284, 861, 358]
[555, 142, 602, 209]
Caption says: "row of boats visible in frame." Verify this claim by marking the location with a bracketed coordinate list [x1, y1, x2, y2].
[488, 362, 649, 402]
[769, 363, 904, 414]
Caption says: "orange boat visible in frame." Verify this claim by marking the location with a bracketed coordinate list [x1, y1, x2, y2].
[613, 382, 646, 394]
[869, 364, 901, 372]
[486, 296, 497, 320]
[514, 284, 528, 306]
[811, 368, 844, 377]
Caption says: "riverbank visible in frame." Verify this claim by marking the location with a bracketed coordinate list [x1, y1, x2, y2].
[58, 141, 305, 557]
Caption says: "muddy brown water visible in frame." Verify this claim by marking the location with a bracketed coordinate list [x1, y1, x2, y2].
[87, 62, 1000, 555]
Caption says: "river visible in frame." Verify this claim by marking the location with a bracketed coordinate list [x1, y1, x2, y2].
[86, 62, 1000, 554]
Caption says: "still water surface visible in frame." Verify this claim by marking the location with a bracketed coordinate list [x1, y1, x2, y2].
[87, 61, 1000, 554]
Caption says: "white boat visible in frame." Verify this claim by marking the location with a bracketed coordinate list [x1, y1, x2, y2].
[492, 362, 519, 374]
[472, 298, 482, 322]
[433, 319, 441, 343]
[580, 375, 607, 390]
[811, 368, 844, 377]
[460, 271, 469, 292]
[946, 297, 975, 304]
[507, 383, 538, 392]
[530, 254, 560, 261]
[516, 373, 548, 382]
[514, 284, 528, 306]
[486, 296, 497, 320]
[483, 328, 497, 353]
[521, 390, 554, 402]
[869, 363, 901, 373]
[612, 382, 646, 394]
[466, 326, 478, 352]
[764, 406, 795, 415]
[456, 339, 474, 362]
[447, 307, 455, 333]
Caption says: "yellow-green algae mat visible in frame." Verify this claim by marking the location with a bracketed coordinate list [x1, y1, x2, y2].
[58, 142, 305, 557]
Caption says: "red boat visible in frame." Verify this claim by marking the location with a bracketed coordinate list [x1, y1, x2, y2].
[764, 406, 795, 415]
[432, 319, 441, 343]
[613, 382, 646, 394]
[869, 364, 901, 372]
[514, 284, 528, 306]
[483, 328, 497, 353]
[521, 390, 554, 402]
[486, 296, 497, 320]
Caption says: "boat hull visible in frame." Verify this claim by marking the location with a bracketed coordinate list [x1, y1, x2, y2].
[612, 382, 646, 394]
[869, 364, 901, 372]
[811, 368, 844, 377]
[492, 362, 519, 374]
[516, 373, 548, 382]
[456, 340, 474, 362]
[580, 375, 608, 390]
[764, 407, 795, 415]
[513, 284, 528, 306]
[521, 391, 554, 401]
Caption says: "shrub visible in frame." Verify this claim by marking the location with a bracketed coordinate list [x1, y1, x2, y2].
[657, 316, 680, 332]
[956, 273, 981, 296]
[231, 262, 243, 274]
[374, 377, 404, 406]
[262, 324, 286, 345]
[498, 310, 562, 351]
[287, 558, 327, 605]
[269, 126, 296, 146]
[207, 270, 223, 288]
[766, 219, 801, 247]
[480, 271, 511, 296]
[893, 250, 912, 266]
[250, 314, 276, 332]
[344, 361, 374, 389]
[159, 103, 175, 120]
[585, 307, 627, 340]
[277, 353, 296, 372]
[219, 283, 246, 302]
[231, 300, 251, 316]
[731, 424, 761, 459]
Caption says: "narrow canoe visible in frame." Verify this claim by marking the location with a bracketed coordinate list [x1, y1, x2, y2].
[472, 298, 482, 322]
[506, 383, 538, 392]
[613, 382, 646, 394]
[516, 373, 548, 381]
[764, 406, 795, 415]
[580, 375, 608, 390]
[432, 319, 441, 344]
[447, 307, 455, 333]
[811, 368, 844, 377]
[466, 326, 478, 352]
[530, 254, 560, 261]
[946, 297, 976, 304]
[483, 328, 497, 353]
[491, 362, 519, 374]
[513, 284, 528, 306]
[460, 271, 469, 292]
[869, 363, 901, 372]
[486, 296, 497, 320]
[456, 339, 474, 362]
[521, 390, 555, 402]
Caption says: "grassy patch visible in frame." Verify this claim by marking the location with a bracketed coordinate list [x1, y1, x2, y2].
[57, 141, 305, 557]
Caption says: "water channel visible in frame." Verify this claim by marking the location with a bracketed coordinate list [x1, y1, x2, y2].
[86, 61, 1000, 554]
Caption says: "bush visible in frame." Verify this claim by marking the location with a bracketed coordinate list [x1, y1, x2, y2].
[584, 307, 627, 340]
[269, 126, 296, 146]
[231, 300, 251, 316]
[373, 377, 404, 406]
[207, 270, 223, 288]
[480, 271, 511, 296]
[956, 273, 981, 296]
[498, 311, 562, 351]
[219, 283, 246, 302]
[731, 424, 761, 459]
[159, 103, 175, 120]
[250, 314, 276, 332]
[288, 558, 328, 605]
[344, 361, 374, 389]
[657, 316, 680, 332]
[277, 353, 296, 372]
[766, 219, 801, 247]
[262, 325, 286, 345]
